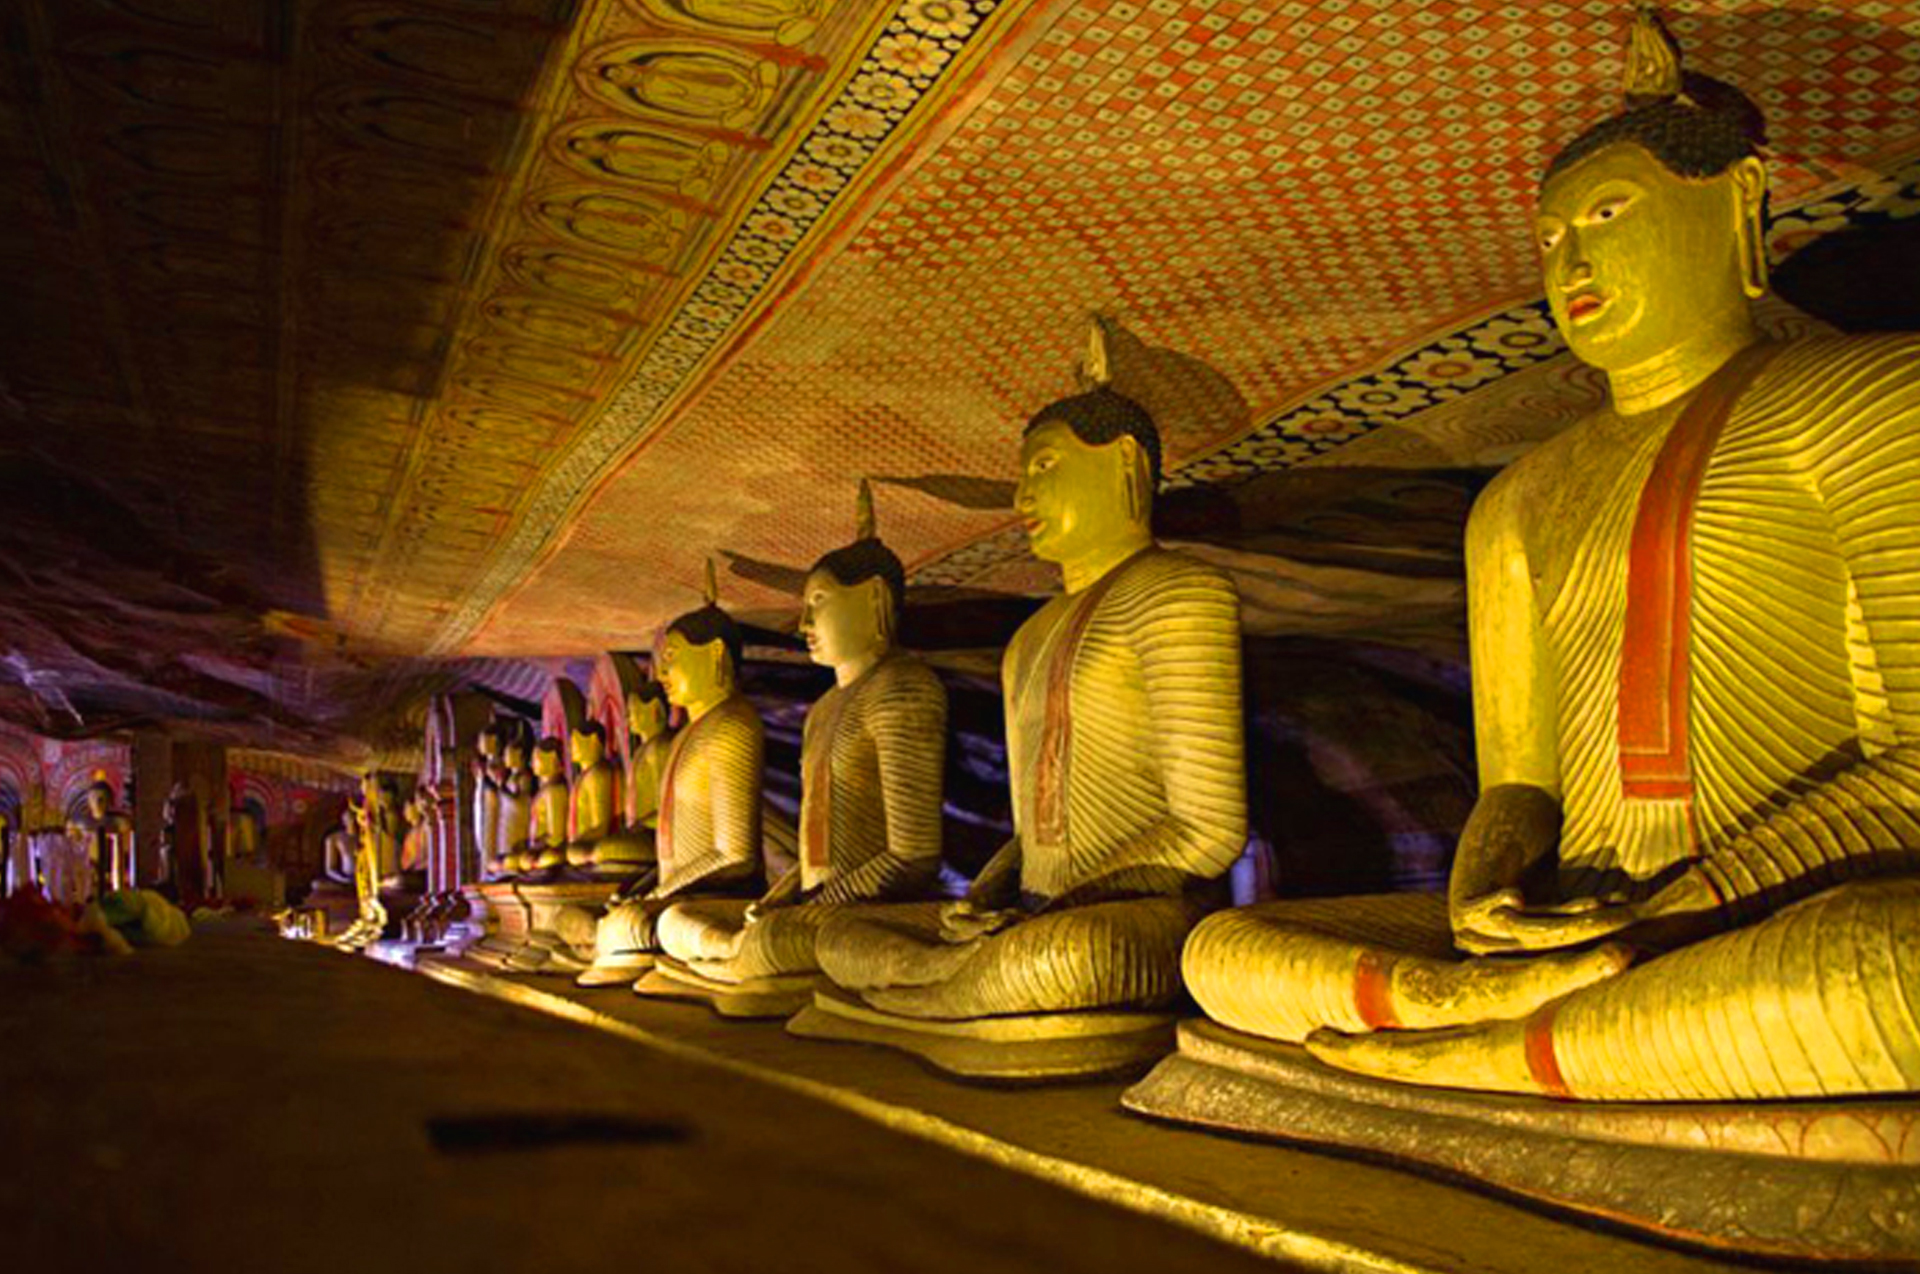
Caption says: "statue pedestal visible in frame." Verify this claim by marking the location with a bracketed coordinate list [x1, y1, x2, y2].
[787, 985, 1177, 1083]
[1123, 1019, 1920, 1264]
[293, 880, 360, 940]
[464, 882, 533, 969]
[439, 883, 489, 956]
[636, 958, 818, 1019]
[507, 880, 625, 977]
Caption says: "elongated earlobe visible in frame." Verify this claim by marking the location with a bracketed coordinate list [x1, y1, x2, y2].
[1733, 157, 1769, 299]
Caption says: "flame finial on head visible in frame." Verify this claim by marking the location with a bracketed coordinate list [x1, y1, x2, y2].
[1624, 4, 1684, 106]
[855, 478, 877, 541]
[702, 557, 720, 608]
[1077, 314, 1114, 391]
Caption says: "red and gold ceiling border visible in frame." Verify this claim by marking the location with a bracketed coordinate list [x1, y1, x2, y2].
[428, 0, 1046, 654]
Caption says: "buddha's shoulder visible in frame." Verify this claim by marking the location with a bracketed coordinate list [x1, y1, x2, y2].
[1106, 544, 1237, 605]
[1750, 334, 1920, 429]
[863, 651, 945, 703]
[701, 695, 765, 742]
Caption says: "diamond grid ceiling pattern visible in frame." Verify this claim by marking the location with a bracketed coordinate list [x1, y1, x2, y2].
[467, 0, 1920, 655]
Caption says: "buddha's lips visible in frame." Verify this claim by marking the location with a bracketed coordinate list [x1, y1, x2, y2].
[1567, 292, 1608, 322]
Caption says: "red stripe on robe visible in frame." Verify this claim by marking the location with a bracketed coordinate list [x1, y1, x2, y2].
[1618, 345, 1779, 806]
[1033, 551, 1144, 848]
[800, 693, 847, 871]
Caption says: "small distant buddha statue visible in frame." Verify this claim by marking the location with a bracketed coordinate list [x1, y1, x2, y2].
[489, 736, 535, 878]
[624, 682, 674, 833]
[508, 738, 570, 874]
[323, 808, 359, 886]
[577, 562, 766, 987]
[563, 720, 655, 877]
[67, 776, 134, 896]
[1179, 10, 1920, 1102]
[473, 723, 503, 862]
[654, 482, 948, 1008]
[798, 326, 1248, 1075]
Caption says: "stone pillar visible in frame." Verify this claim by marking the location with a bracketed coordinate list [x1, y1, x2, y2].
[132, 730, 172, 886]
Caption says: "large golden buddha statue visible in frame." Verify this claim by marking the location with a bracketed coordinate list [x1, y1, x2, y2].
[1127, 14, 1920, 1259]
[576, 566, 766, 987]
[790, 331, 1248, 1079]
[562, 720, 655, 877]
[650, 483, 948, 1015]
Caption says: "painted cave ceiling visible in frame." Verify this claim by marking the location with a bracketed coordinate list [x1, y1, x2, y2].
[1, 0, 1917, 765]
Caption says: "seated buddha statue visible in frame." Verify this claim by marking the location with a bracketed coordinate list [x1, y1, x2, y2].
[795, 338, 1249, 1078]
[563, 720, 655, 878]
[503, 738, 569, 874]
[489, 736, 535, 878]
[471, 724, 504, 878]
[652, 482, 948, 1012]
[67, 776, 134, 896]
[1177, 10, 1920, 1103]
[576, 566, 766, 987]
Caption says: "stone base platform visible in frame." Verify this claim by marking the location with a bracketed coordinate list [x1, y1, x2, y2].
[635, 958, 818, 1018]
[787, 985, 1177, 1083]
[508, 879, 624, 976]
[1123, 1019, 1920, 1266]
[462, 881, 531, 969]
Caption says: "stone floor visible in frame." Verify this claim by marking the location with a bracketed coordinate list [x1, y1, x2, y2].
[414, 951, 1757, 1274]
[1, 922, 1752, 1274]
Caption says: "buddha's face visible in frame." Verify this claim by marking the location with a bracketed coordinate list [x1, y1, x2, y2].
[571, 729, 603, 770]
[1536, 142, 1756, 372]
[626, 691, 667, 742]
[1016, 418, 1143, 564]
[84, 787, 110, 819]
[477, 728, 501, 761]
[800, 568, 887, 670]
[658, 630, 728, 709]
[533, 743, 562, 781]
[504, 742, 528, 772]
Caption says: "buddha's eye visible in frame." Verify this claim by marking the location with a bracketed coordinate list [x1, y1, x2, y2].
[1537, 224, 1563, 251]
[1586, 194, 1632, 224]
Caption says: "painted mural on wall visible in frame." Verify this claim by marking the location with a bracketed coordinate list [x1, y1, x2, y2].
[0, 721, 129, 833]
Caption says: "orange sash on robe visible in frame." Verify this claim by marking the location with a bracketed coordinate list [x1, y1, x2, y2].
[653, 721, 697, 873]
[1033, 551, 1143, 849]
[800, 691, 848, 871]
[1617, 344, 1781, 819]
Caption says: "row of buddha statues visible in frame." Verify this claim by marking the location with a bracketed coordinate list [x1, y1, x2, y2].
[454, 7, 1920, 1114]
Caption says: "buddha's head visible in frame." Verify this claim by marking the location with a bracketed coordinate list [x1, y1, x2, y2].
[626, 682, 670, 744]
[340, 807, 357, 836]
[570, 721, 607, 772]
[532, 738, 564, 783]
[802, 480, 905, 673]
[503, 737, 529, 774]
[1537, 8, 1768, 372]
[83, 778, 113, 821]
[1016, 386, 1160, 565]
[659, 563, 741, 712]
[477, 724, 502, 763]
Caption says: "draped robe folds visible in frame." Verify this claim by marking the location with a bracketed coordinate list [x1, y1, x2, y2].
[1186, 335, 1920, 1100]
[814, 547, 1247, 1019]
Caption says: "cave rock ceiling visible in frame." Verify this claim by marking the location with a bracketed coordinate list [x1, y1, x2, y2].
[1, 0, 1917, 760]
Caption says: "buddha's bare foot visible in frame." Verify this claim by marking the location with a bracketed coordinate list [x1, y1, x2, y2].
[1393, 941, 1631, 1028]
[1306, 1018, 1537, 1094]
